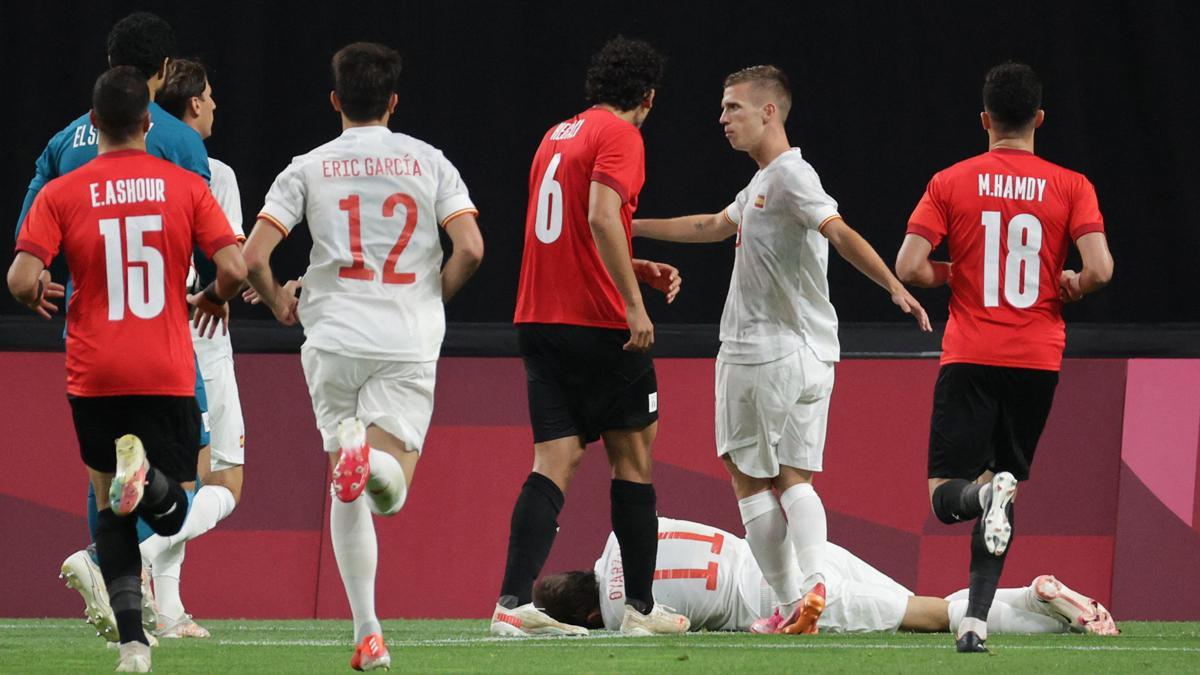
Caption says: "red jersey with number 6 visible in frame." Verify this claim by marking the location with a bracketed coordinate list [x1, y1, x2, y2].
[514, 107, 646, 329]
[907, 148, 1104, 371]
[15, 150, 237, 396]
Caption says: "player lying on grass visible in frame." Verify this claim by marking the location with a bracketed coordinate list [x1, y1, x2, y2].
[534, 517, 1118, 636]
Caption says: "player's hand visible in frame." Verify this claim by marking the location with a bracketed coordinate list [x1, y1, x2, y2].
[624, 303, 654, 352]
[633, 259, 682, 304]
[244, 277, 302, 305]
[187, 291, 229, 339]
[1059, 270, 1083, 303]
[271, 284, 300, 326]
[892, 288, 932, 332]
[27, 270, 64, 320]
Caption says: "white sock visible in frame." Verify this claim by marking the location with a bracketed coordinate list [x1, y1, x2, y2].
[738, 491, 802, 612]
[141, 485, 237, 555]
[365, 448, 407, 516]
[331, 496, 381, 642]
[779, 483, 827, 588]
[151, 542, 186, 623]
[949, 599, 1067, 635]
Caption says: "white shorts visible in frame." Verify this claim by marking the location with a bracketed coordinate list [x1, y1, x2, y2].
[716, 347, 835, 477]
[755, 543, 912, 633]
[193, 331, 244, 472]
[300, 345, 436, 454]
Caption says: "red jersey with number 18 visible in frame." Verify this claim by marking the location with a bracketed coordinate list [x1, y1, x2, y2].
[514, 107, 646, 329]
[907, 148, 1105, 371]
[15, 150, 237, 397]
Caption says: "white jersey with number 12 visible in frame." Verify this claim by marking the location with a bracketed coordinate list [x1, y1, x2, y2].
[258, 126, 477, 362]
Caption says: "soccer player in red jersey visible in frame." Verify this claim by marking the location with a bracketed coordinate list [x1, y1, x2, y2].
[7, 67, 244, 672]
[895, 62, 1114, 653]
[493, 37, 687, 637]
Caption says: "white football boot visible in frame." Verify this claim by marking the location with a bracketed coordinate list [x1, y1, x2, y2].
[115, 641, 151, 672]
[490, 602, 588, 636]
[982, 472, 1018, 555]
[158, 612, 211, 639]
[60, 549, 118, 643]
[620, 604, 690, 636]
[1033, 575, 1120, 635]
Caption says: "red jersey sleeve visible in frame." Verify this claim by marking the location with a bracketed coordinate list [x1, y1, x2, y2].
[907, 173, 949, 248]
[191, 181, 239, 257]
[14, 188, 64, 266]
[590, 125, 643, 204]
[1068, 175, 1105, 240]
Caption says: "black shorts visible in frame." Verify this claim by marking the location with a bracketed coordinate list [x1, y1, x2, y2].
[927, 363, 1059, 482]
[69, 395, 202, 485]
[518, 323, 659, 444]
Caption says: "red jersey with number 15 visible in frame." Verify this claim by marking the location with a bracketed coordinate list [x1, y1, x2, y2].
[514, 107, 646, 328]
[15, 150, 237, 397]
[907, 148, 1104, 371]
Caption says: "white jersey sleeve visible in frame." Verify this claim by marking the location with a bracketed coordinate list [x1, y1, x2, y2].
[208, 157, 244, 239]
[433, 151, 478, 225]
[781, 158, 840, 231]
[259, 159, 308, 235]
[724, 183, 753, 226]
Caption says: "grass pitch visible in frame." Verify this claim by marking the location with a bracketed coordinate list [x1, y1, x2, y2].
[1, 619, 1198, 673]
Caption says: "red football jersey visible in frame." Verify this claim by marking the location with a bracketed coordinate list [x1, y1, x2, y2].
[513, 107, 645, 328]
[15, 150, 237, 396]
[907, 148, 1104, 371]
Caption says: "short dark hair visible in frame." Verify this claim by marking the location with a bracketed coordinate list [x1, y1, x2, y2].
[332, 42, 402, 123]
[107, 12, 175, 80]
[983, 62, 1042, 132]
[724, 65, 793, 120]
[533, 571, 601, 629]
[584, 36, 665, 111]
[92, 66, 150, 143]
[157, 59, 208, 120]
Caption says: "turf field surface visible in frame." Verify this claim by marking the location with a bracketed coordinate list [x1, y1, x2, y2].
[1, 619, 1197, 673]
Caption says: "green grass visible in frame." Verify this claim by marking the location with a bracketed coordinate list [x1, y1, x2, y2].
[1, 619, 1198, 673]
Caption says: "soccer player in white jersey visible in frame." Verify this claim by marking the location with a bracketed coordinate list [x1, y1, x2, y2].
[136, 59, 246, 639]
[633, 65, 930, 634]
[242, 42, 483, 672]
[534, 516, 1119, 636]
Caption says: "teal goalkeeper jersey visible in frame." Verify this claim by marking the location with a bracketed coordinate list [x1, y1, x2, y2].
[14, 101, 210, 237]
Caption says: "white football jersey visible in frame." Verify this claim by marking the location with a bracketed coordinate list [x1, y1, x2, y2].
[259, 126, 476, 362]
[720, 148, 841, 365]
[595, 517, 763, 631]
[191, 157, 244, 366]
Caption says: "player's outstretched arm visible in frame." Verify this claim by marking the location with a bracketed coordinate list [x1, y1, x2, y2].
[6, 253, 63, 320]
[824, 218, 932, 332]
[895, 234, 952, 289]
[188, 244, 247, 338]
[632, 259, 681, 304]
[1059, 232, 1114, 302]
[589, 181, 653, 352]
[632, 212, 736, 243]
[241, 219, 297, 326]
[441, 212, 484, 302]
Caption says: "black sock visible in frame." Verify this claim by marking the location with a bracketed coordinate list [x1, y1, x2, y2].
[498, 472, 565, 607]
[611, 479, 657, 613]
[932, 479, 984, 524]
[965, 505, 1013, 621]
[135, 466, 188, 536]
[94, 508, 148, 646]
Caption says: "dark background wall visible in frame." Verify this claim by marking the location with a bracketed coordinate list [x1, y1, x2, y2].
[3, 0, 1197, 324]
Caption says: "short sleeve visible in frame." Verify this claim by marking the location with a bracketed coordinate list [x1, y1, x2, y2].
[191, 183, 238, 258]
[257, 161, 307, 238]
[907, 173, 949, 248]
[433, 152, 478, 226]
[14, 189, 64, 266]
[1068, 176, 1105, 240]
[783, 162, 840, 231]
[15, 140, 59, 238]
[724, 185, 751, 226]
[209, 160, 245, 239]
[590, 124, 643, 204]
